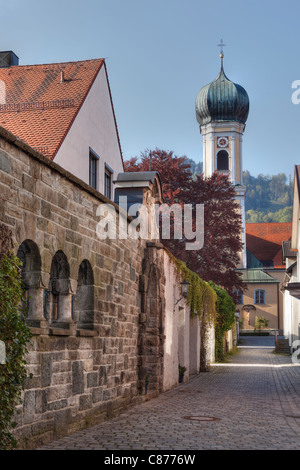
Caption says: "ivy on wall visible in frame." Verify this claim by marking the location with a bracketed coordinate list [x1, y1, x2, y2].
[167, 250, 236, 366]
[173, 258, 217, 325]
[0, 224, 32, 450]
[167, 252, 217, 371]
[208, 281, 236, 362]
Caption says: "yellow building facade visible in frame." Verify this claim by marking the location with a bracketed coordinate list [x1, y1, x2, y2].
[236, 271, 280, 332]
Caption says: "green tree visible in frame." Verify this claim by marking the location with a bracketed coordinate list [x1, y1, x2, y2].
[243, 170, 293, 219]
[246, 206, 293, 223]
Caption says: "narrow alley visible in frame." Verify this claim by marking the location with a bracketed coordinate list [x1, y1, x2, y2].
[38, 336, 300, 450]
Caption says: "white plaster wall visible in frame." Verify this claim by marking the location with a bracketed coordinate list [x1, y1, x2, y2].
[163, 254, 180, 391]
[54, 65, 124, 199]
[283, 291, 292, 345]
[289, 236, 300, 344]
[162, 251, 218, 387]
[227, 329, 233, 351]
[206, 324, 215, 365]
[283, 257, 298, 346]
[178, 305, 190, 377]
[162, 253, 192, 391]
[189, 316, 200, 374]
[291, 295, 300, 344]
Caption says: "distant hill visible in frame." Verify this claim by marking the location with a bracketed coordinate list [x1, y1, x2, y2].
[187, 160, 293, 223]
[186, 158, 203, 180]
[242, 170, 293, 222]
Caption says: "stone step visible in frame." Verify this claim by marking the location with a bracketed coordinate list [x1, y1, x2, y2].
[275, 339, 291, 354]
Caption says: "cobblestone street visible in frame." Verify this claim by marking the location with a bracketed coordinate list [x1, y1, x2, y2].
[38, 336, 300, 450]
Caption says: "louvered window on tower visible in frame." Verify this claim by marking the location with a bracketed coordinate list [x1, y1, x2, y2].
[217, 150, 229, 171]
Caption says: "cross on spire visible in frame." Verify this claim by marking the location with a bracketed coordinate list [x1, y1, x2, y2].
[217, 39, 226, 58]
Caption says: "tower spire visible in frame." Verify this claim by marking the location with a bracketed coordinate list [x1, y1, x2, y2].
[217, 39, 226, 61]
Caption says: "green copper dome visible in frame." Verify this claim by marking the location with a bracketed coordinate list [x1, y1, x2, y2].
[195, 58, 249, 126]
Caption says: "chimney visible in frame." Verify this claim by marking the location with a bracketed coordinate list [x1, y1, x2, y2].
[0, 51, 19, 68]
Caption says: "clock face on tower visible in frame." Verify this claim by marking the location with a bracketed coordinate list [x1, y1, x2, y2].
[217, 136, 229, 148]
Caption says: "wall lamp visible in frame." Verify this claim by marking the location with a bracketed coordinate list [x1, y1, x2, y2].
[174, 280, 190, 310]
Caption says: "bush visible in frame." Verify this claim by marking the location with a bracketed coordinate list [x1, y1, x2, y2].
[0, 224, 32, 450]
[255, 316, 269, 331]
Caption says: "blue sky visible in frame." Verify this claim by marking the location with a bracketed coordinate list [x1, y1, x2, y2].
[1, 0, 300, 178]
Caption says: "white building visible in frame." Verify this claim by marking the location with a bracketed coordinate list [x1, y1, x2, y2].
[0, 51, 124, 200]
[282, 165, 300, 350]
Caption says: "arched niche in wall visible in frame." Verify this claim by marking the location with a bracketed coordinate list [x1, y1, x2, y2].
[17, 239, 45, 324]
[151, 173, 163, 205]
[73, 260, 94, 330]
[48, 250, 73, 327]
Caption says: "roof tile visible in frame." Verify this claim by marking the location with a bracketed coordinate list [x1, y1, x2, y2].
[0, 59, 104, 159]
[246, 223, 292, 268]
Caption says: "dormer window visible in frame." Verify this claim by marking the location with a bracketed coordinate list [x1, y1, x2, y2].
[217, 150, 229, 171]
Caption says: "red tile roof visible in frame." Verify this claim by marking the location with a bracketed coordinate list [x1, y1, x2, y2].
[0, 59, 105, 159]
[246, 223, 292, 268]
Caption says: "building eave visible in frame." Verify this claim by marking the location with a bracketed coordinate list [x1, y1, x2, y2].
[285, 282, 300, 298]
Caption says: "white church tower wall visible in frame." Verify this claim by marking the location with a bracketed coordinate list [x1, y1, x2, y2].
[195, 47, 249, 269]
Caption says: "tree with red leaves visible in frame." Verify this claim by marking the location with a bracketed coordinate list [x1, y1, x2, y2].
[125, 148, 244, 294]
[175, 172, 244, 294]
[124, 148, 192, 204]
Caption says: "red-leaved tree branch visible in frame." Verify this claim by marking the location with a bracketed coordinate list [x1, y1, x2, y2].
[124, 148, 244, 294]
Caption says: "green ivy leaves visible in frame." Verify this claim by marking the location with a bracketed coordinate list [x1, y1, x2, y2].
[0, 239, 32, 450]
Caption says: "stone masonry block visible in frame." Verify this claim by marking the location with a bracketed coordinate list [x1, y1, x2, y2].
[72, 361, 85, 395]
[92, 387, 103, 403]
[23, 390, 36, 424]
[41, 353, 53, 387]
[35, 389, 48, 414]
[41, 200, 52, 218]
[22, 173, 35, 193]
[54, 409, 72, 434]
[0, 150, 11, 173]
[79, 394, 93, 410]
[87, 371, 98, 388]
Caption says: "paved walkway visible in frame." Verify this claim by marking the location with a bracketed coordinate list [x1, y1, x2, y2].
[38, 336, 300, 450]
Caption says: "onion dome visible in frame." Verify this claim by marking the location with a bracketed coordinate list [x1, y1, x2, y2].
[195, 55, 249, 126]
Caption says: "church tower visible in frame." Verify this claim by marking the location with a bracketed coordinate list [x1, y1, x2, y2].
[195, 45, 249, 268]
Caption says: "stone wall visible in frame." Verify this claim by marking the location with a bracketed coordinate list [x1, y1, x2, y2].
[0, 127, 176, 449]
